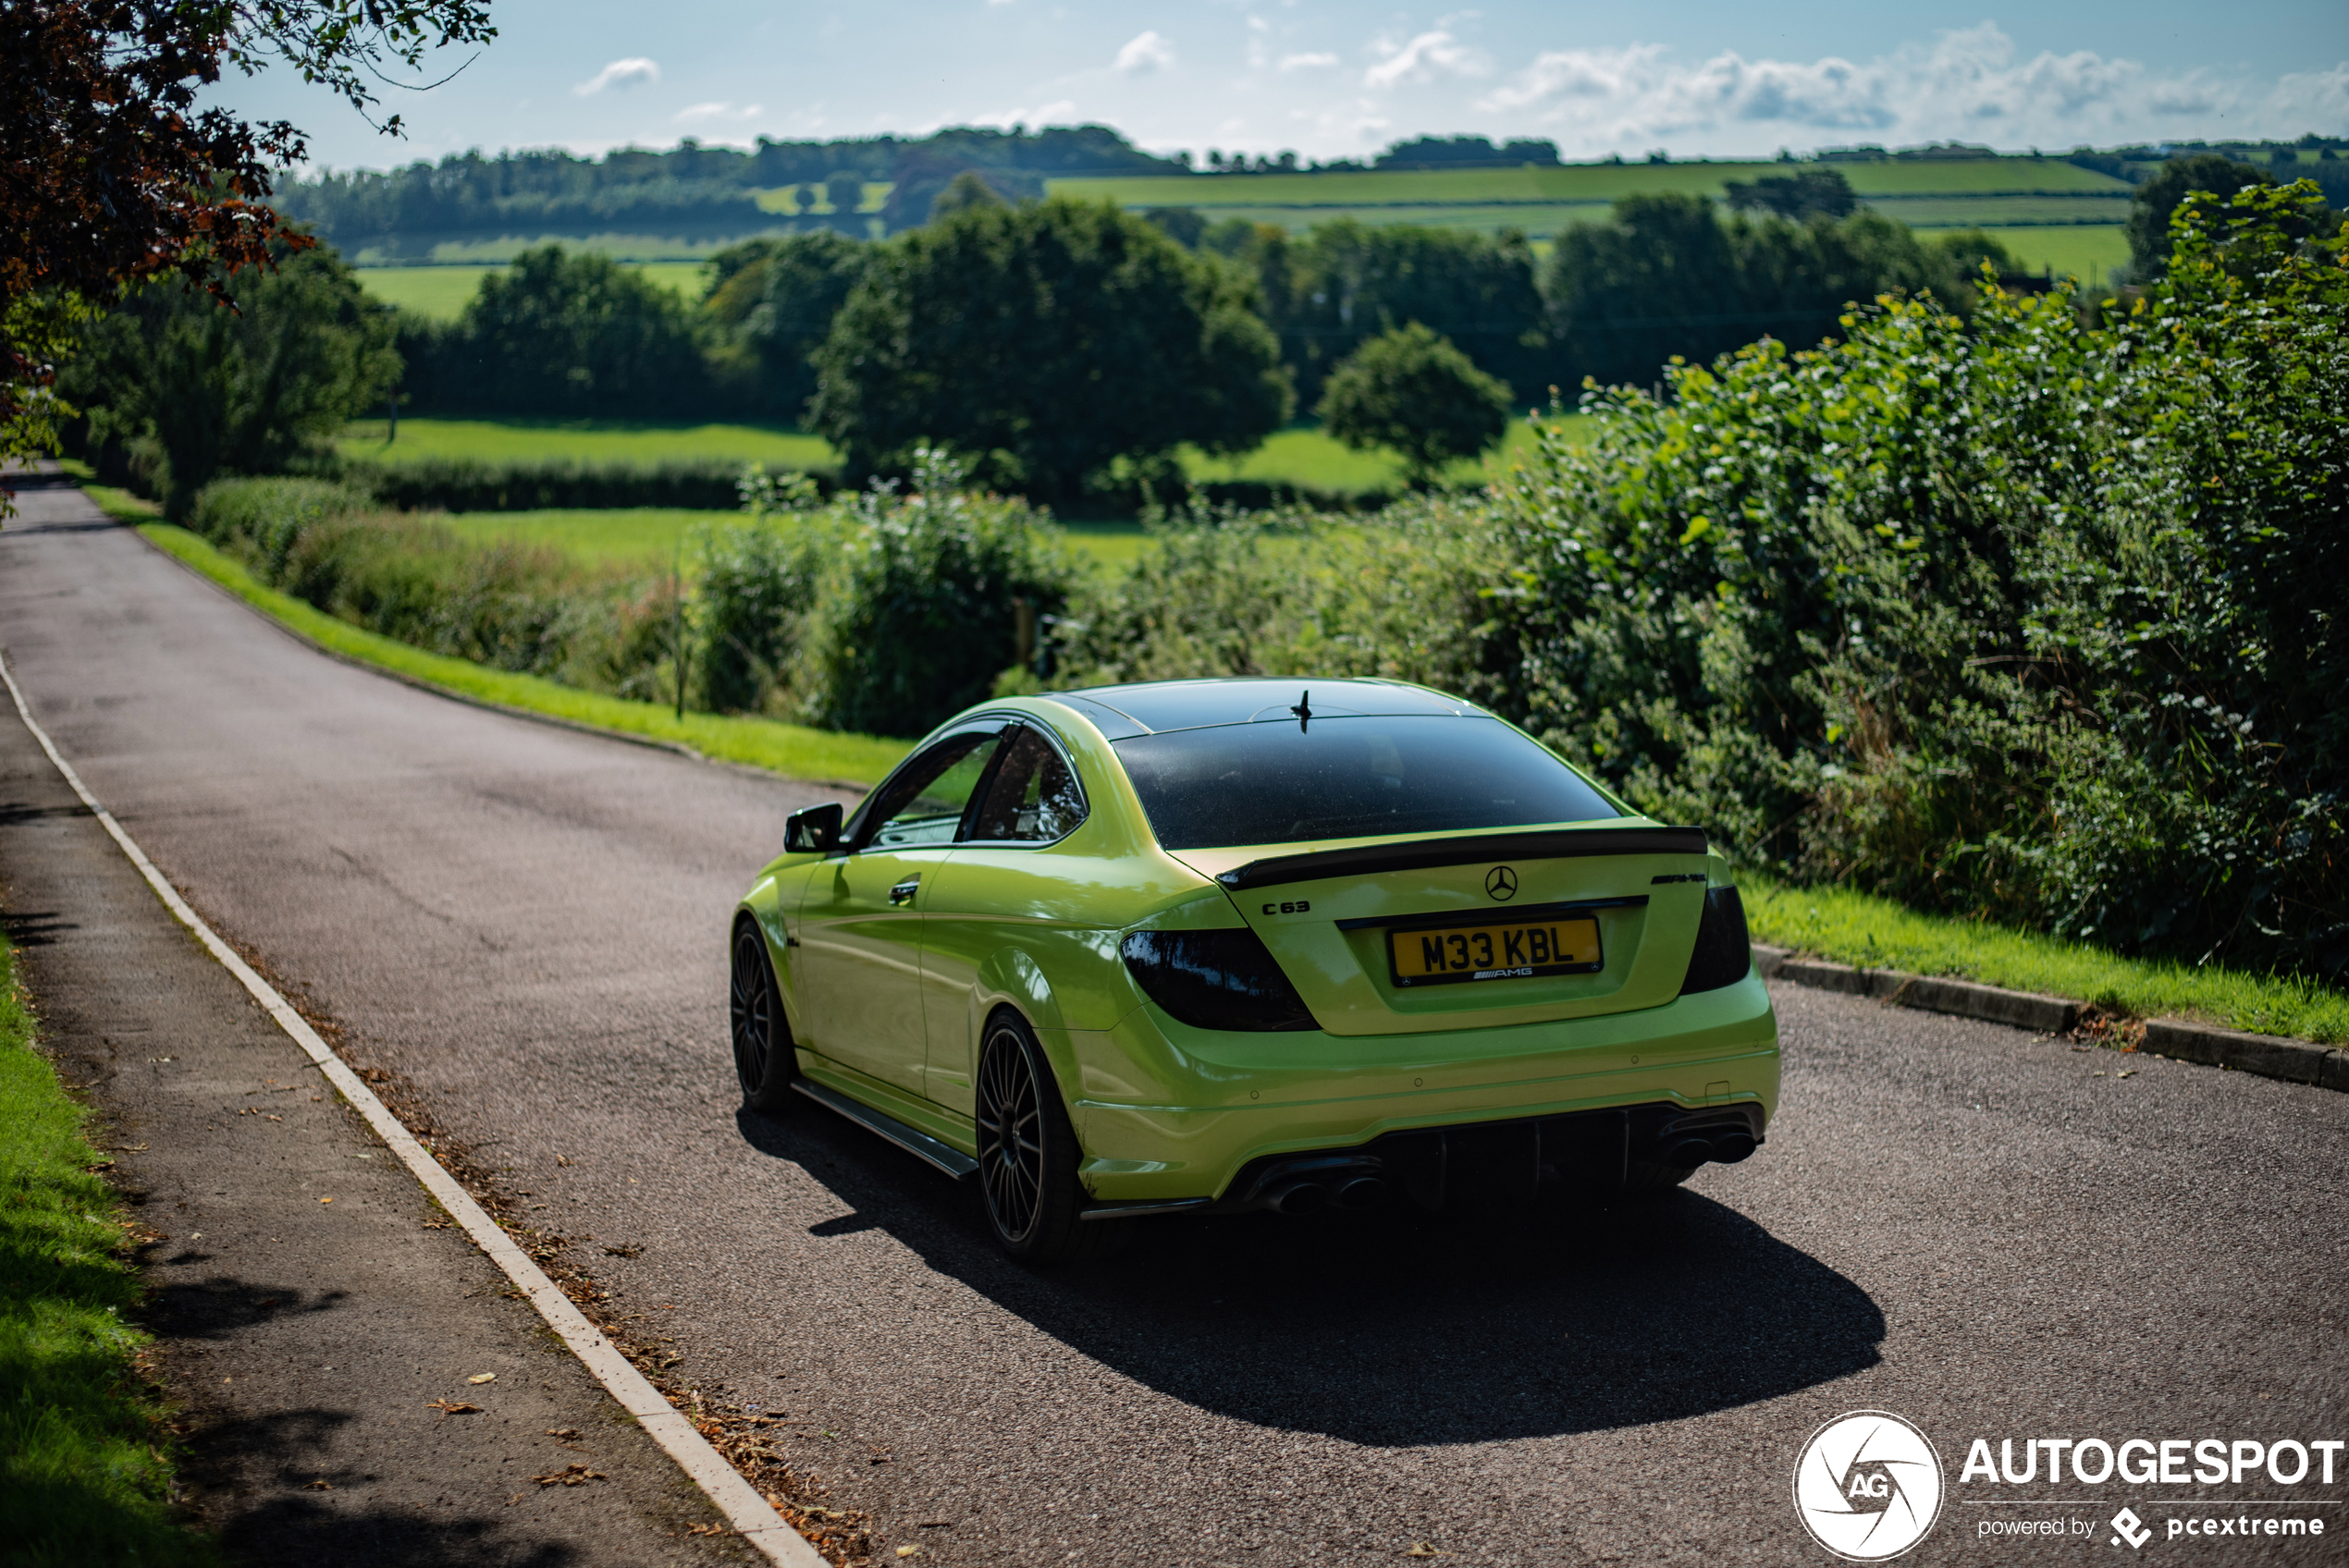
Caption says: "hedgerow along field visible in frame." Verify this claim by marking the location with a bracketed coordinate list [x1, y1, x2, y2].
[1047, 157, 2136, 236]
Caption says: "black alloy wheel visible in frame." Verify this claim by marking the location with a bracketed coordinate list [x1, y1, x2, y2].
[730, 920, 794, 1114]
[973, 1012, 1119, 1264]
[976, 1019, 1045, 1245]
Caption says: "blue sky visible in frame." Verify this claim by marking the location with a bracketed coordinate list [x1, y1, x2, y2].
[230, 1, 2349, 171]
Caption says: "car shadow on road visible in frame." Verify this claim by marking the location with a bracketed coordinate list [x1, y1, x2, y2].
[737, 1107, 1883, 1446]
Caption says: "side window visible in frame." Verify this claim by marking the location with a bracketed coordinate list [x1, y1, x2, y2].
[966, 726, 1088, 843]
[861, 730, 1003, 851]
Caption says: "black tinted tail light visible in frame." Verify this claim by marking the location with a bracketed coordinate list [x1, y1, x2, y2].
[1120, 928, 1320, 1033]
[1678, 886, 1753, 996]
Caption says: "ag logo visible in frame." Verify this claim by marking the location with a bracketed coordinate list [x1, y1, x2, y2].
[1483, 865, 1518, 901]
[1792, 1411, 1944, 1561]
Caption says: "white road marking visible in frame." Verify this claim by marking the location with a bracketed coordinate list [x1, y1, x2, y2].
[0, 651, 824, 1568]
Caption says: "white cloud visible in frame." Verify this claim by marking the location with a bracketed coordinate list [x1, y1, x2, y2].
[1114, 31, 1174, 76]
[573, 57, 659, 96]
[969, 99, 1077, 129]
[1472, 26, 2349, 152]
[1279, 52, 1339, 72]
[674, 101, 762, 124]
[1365, 30, 1485, 91]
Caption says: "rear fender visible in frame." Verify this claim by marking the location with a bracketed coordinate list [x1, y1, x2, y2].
[960, 948, 1080, 1117]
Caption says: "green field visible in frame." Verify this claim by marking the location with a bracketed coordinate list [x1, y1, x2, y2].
[1052, 158, 2133, 211]
[752, 182, 889, 214]
[332, 416, 1573, 499]
[337, 417, 830, 468]
[356, 261, 709, 319]
[1925, 225, 2131, 285]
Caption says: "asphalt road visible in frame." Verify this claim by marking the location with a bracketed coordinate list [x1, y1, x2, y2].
[3, 485, 2343, 1566]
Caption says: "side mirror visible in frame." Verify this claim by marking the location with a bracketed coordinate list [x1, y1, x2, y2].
[784, 802, 843, 855]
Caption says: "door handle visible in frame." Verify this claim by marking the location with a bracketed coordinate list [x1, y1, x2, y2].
[888, 876, 921, 906]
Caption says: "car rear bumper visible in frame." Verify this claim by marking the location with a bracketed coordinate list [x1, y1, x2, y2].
[1065, 965, 1778, 1204]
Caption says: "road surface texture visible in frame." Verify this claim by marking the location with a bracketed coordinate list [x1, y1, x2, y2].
[0, 472, 756, 1567]
[1, 479, 2343, 1566]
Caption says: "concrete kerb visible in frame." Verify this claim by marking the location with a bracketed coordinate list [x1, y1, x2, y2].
[0, 652, 828, 1568]
[1753, 944, 2347, 1094]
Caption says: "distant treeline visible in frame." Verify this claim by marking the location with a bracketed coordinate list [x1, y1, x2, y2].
[275, 125, 1183, 253]
[389, 185, 2019, 428]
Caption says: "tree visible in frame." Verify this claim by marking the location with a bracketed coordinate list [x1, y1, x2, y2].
[2126, 153, 2268, 279]
[427, 245, 712, 418]
[823, 172, 867, 223]
[1226, 219, 1548, 407]
[1, 0, 492, 482]
[703, 232, 871, 422]
[1723, 167, 1858, 221]
[810, 198, 1290, 506]
[60, 240, 398, 517]
[1317, 324, 1511, 485]
[928, 171, 1007, 221]
[1544, 196, 1959, 391]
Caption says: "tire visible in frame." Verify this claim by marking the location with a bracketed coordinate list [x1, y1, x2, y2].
[731, 918, 796, 1115]
[973, 1011, 1120, 1265]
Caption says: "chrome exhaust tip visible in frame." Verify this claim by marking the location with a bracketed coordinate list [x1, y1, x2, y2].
[1266, 1180, 1329, 1216]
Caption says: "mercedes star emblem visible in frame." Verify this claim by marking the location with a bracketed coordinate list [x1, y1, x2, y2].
[1484, 865, 1519, 900]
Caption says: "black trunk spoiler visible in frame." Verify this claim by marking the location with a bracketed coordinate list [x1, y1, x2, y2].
[1214, 826, 1710, 892]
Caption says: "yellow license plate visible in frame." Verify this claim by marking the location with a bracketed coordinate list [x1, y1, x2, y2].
[1389, 915, 1603, 986]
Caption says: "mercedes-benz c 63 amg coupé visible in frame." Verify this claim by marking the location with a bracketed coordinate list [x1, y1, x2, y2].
[729, 678, 1777, 1262]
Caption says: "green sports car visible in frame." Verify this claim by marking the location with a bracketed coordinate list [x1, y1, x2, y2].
[729, 678, 1777, 1263]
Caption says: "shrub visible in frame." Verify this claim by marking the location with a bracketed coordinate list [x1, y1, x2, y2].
[1048, 499, 1519, 704]
[799, 450, 1077, 737]
[1482, 180, 2348, 978]
[1317, 324, 1512, 485]
[185, 476, 672, 695]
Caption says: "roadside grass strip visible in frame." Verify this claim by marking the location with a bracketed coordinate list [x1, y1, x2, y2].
[1744, 874, 2349, 1046]
[0, 933, 221, 1567]
[126, 515, 906, 789]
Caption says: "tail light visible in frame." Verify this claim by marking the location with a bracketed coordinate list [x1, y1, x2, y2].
[1120, 928, 1320, 1033]
[1678, 887, 1753, 996]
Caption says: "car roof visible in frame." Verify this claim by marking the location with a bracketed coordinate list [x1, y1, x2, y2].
[1049, 678, 1477, 739]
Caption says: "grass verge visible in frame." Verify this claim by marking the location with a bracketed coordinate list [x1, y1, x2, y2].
[0, 932, 220, 1565]
[1743, 873, 2349, 1046]
[130, 517, 908, 788]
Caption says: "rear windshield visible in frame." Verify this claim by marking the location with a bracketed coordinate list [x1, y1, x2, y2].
[1113, 716, 1620, 851]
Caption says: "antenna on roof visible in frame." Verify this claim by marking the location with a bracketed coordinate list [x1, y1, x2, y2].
[1290, 689, 1311, 732]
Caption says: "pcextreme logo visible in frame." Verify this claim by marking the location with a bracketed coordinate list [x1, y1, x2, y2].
[1793, 1411, 1947, 1562]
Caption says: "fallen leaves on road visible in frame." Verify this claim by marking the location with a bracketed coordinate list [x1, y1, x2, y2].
[545, 1427, 580, 1439]
[425, 1400, 480, 1418]
[533, 1464, 608, 1487]
[601, 1243, 642, 1258]
[467, 1373, 496, 1384]
[1404, 1545, 1451, 1559]
[895, 1548, 922, 1559]
[318, 1196, 333, 1205]
[305, 1478, 334, 1491]
[686, 1524, 733, 1537]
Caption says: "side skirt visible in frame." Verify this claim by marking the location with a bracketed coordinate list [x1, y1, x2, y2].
[793, 1079, 979, 1180]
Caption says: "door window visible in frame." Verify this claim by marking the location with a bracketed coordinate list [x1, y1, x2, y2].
[860, 730, 1004, 850]
[966, 726, 1088, 843]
